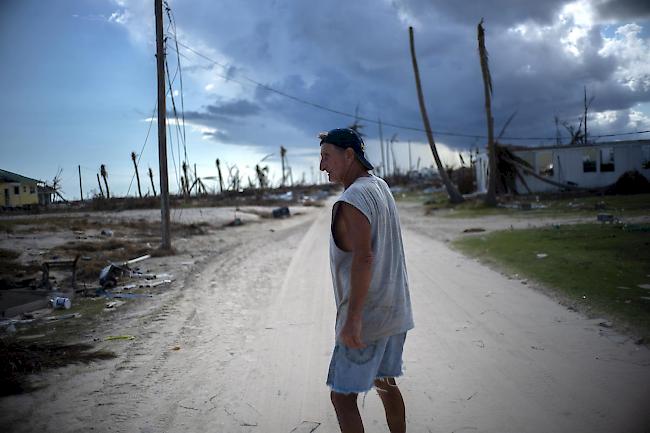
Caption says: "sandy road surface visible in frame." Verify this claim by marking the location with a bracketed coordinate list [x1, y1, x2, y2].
[2, 202, 650, 433]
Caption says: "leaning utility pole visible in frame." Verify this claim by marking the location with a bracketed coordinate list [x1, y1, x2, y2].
[78, 165, 83, 201]
[155, 0, 171, 250]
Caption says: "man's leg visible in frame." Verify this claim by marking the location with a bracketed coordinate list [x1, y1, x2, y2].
[374, 377, 406, 433]
[331, 391, 364, 433]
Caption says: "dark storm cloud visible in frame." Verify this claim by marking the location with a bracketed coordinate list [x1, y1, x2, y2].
[202, 129, 230, 142]
[156, 0, 650, 151]
[181, 99, 259, 122]
[206, 99, 260, 117]
[595, 0, 650, 20]
[395, 0, 570, 27]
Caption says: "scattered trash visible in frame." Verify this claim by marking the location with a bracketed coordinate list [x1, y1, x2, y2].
[598, 321, 613, 328]
[466, 391, 478, 401]
[463, 228, 485, 233]
[171, 346, 181, 351]
[104, 301, 124, 310]
[596, 214, 616, 223]
[106, 293, 154, 299]
[531, 345, 544, 351]
[618, 286, 632, 290]
[41, 255, 79, 292]
[49, 297, 71, 310]
[638, 284, 650, 290]
[520, 279, 528, 285]
[272, 206, 291, 219]
[472, 340, 485, 348]
[226, 217, 243, 227]
[105, 335, 135, 341]
[536, 253, 548, 259]
[138, 279, 172, 289]
[100, 229, 114, 237]
[43, 313, 81, 321]
[99, 254, 152, 288]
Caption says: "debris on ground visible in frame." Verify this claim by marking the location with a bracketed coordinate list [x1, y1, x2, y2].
[536, 253, 548, 259]
[597, 214, 617, 223]
[49, 296, 71, 309]
[105, 335, 135, 341]
[272, 206, 291, 218]
[99, 254, 151, 288]
[605, 170, 650, 195]
[225, 217, 243, 227]
[41, 255, 80, 291]
[463, 228, 485, 233]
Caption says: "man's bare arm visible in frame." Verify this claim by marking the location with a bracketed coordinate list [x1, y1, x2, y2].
[338, 202, 373, 349]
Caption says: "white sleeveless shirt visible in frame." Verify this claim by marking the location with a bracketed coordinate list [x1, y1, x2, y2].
[329, 174, 414, 343]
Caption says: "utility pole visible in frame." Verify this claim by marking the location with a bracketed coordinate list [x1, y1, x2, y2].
[378, 118, 385, 178]
[78, 165, 83, 201]
[155, 0, 171, 250]
[280, 146, 287, 187]
[408, 141, 412, 172]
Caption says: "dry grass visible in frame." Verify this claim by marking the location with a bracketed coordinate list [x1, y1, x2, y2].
[0, 338, 116, 396]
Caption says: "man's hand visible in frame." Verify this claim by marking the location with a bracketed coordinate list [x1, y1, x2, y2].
[340, 315, 365, 349]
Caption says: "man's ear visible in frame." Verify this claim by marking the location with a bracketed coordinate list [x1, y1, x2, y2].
[345, 147, 355, 161]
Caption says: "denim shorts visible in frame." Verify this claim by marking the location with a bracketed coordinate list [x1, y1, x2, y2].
[326, 332, 407, 395]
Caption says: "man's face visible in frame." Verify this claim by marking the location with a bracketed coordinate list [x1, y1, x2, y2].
[320, 142, 349, 184]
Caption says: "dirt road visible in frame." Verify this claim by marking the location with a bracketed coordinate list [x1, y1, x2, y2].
[2, 202, 649, 433]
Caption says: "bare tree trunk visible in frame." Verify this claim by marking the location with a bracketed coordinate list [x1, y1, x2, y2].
[131, 152, 142, 198]
[182, 162, 189, 198]
[408, 26, 464, 203]
[216, 159, 224, 193]
[584, 85, 588, 145]
[96, 173, 104, 198]
[148, 167, 157, 197]
[100, 164, 110, 199]
[478, 19, 497, 206]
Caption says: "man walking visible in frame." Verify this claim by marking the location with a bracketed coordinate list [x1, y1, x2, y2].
[319, 128, 414, 433]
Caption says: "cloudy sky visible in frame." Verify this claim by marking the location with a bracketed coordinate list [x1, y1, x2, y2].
[1, 0, 649, 199]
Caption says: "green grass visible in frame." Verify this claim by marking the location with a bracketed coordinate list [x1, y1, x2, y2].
[423, 193, 650, 219]
[453, 223, 650, 340]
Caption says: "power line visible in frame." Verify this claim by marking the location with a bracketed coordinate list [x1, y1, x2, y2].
[168, 35, 650, 143]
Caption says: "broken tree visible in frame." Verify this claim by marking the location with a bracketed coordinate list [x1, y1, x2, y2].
[408, 26, 464, 203]
[131, 151, 143, 198]
[477, 19, 498, 206]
